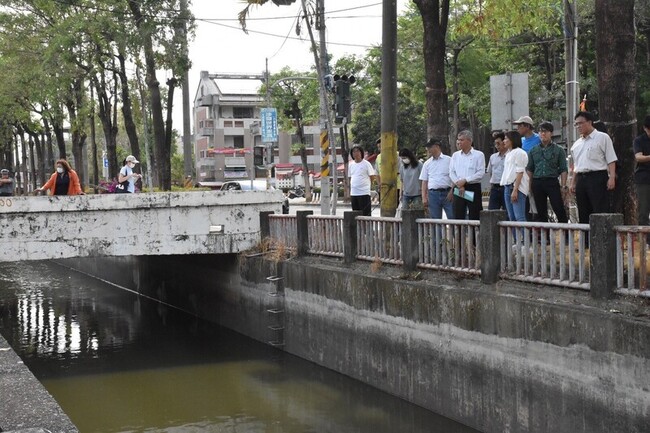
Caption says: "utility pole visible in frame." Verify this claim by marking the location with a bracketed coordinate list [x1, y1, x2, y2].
[180, 0, 193, 180]
[380, 0, 398, 217]
[304, 0, 336, 215]
[564, 0, 579, 147]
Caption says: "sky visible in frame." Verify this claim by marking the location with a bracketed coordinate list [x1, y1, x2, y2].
[175, 0, 410, 129]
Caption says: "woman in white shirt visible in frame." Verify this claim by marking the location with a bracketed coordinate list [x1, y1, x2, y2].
[348, 145, 377, 216]
[500, 131, 529, 223]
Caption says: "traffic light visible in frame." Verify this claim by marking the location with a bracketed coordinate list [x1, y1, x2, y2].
[332, 74, 355, 123]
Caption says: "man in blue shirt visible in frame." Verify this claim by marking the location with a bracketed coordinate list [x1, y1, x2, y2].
[634, 115, 650, 228]
[513, 116, 541, 153]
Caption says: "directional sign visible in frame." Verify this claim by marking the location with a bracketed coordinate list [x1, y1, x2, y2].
[103, 158, 108, 168]
[261, 107, 278, 143]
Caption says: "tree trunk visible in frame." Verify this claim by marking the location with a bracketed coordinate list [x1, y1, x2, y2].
[52, 121, 66, 159]
[42, 116, 54, 177]
[414, 0, 450, 148]
[93, 72, 118, 179]
[66, 79, 88, 189]
[117, 49, 141, 163]
[23, 124, 45, 186]
[595, 0, 636, 223]
[128, 0, 169, 189]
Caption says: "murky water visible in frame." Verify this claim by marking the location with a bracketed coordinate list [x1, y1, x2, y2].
[0, 261, 479, 433]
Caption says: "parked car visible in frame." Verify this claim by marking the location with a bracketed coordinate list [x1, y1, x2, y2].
[220, 180, 289, 214]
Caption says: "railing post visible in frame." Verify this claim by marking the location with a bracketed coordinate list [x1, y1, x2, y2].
[401, 208, 424, 271]
[480, 210, 508, 284]
[590, 213, 623, 299]
[259, 211, 274, 240]
[343, 211, 362, 263]
[296, 210, 313, 257]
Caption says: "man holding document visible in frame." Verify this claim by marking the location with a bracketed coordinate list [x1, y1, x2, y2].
[449, 130, 486, 220]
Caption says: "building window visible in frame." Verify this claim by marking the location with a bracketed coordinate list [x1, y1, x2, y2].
[234, 120, 244, 128]
[233, 107, 253, 119]
[233, 136, 244, 149]
[223, 120, 233, 127]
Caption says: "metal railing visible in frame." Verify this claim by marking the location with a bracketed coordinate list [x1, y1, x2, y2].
[307, 215, 344, 257]
[499, 221, 590, 290]
[614, 226, 650, 296]
[417, 219, 481, 274]
[356, 216, 403, 264]
[268, 214, 297, 250]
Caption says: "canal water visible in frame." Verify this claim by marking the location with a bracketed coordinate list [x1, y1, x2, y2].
[0, 261, 480, 433]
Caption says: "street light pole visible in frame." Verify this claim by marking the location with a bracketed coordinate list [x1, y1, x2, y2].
[302, 0, 336, 215]
[564, 0, 579, 147]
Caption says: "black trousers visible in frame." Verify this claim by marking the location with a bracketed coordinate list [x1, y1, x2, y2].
[351, 195, 372, 216]
[575, 171, 610, 224]
[488, 184, 505, 210]
[452, 182, 483, 220]
[532, 177, 568, 223]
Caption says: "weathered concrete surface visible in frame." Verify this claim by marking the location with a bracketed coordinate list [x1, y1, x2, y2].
[240, 258, 650, 433]
[0, 190, 283, 262]
[61, 255, 650, 433]
[0, 334, 77, 432]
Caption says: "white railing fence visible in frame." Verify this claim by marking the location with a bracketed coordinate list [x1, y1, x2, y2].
[499, 221, 590, 290]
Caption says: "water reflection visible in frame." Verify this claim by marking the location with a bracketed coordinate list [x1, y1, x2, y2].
[0, 261, 479, 433]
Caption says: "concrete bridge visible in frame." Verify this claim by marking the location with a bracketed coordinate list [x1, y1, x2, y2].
[0, 190, 284, 262]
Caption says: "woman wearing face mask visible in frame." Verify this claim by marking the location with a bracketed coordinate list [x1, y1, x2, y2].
[118, 155, 142, 193]
[37, 159, 83, 195]
[398, 147, 423, 209]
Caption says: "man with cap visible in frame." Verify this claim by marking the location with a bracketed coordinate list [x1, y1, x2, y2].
[419, 139, 454, 219]
[526, 121, 568, 223]
[513, 115, 541, 153]
[0, 169, 14, 196]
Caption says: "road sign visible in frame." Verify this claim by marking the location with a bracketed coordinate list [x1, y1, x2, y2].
[261, 108, 278, 143]
[490, 72, 529, 131]
[103, 158, 108, 168]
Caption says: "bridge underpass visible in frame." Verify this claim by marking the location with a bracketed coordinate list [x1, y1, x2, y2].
[0, 190, 282, 262]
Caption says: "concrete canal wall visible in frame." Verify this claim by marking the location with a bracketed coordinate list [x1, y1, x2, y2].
[0, 333, 78, 433]
[61, 254, 650, 433]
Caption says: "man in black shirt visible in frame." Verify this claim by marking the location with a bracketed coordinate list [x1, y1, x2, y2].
[634, 115, 650, 226]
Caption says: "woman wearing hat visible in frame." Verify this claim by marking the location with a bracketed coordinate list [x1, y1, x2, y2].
[118, 155, 142, 193]
[0, 169, 14, 196]
[37, 159, 83, 195]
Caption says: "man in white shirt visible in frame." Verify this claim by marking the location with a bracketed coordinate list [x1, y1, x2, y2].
[348, 145, 377, 216]
[449, 130, 485, 220]
[419, 139, 453, 219]
[569, 111, 618, 224]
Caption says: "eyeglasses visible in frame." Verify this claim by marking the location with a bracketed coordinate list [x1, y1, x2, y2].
[574, 121, 586, 127]
[538, 129, 551, 133]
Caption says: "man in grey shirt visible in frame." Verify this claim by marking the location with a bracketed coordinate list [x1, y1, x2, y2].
[0, 169, 14, 196]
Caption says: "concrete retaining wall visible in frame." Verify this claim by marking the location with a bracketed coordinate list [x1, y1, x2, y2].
[0, 190, 283, 262]
[61, 255, 650, 433]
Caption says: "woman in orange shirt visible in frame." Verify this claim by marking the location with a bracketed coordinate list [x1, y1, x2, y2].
[37, 159, 84, 195]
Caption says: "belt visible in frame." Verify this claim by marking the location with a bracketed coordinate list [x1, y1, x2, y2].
[429, 187, 450, 192]
[577, 170, 607, 176]
[491, 183, 503, 187]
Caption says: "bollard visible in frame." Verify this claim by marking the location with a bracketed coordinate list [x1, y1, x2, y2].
[296, 210, 313, 257]
[480, 210, 508, 284]
[589, 213, 623, 299]
[259, 210, 274, 240]
[401, 208, 424, 271]
[343, 211, 362, 264]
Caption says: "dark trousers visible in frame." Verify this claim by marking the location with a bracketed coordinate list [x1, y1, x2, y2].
[452, 183, 483, 220]
[575, 171, 610, 224]
[488, 184, 505, 210]
[532, 178, 568, 223]
[351, 194, 372, 216]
